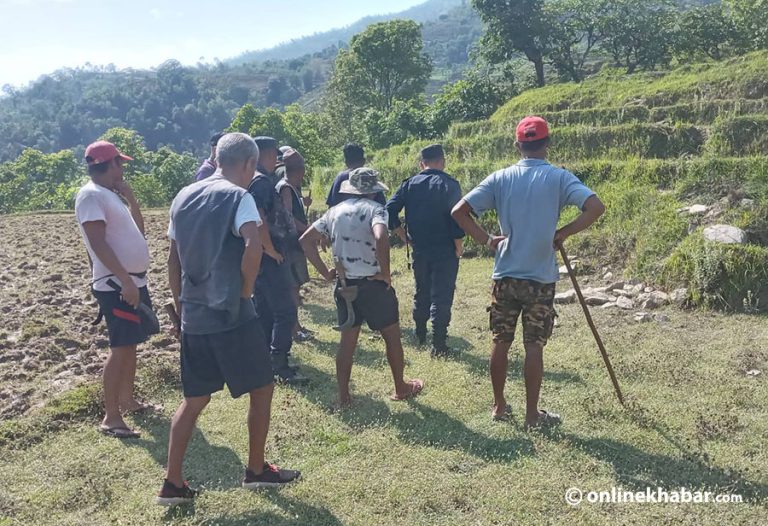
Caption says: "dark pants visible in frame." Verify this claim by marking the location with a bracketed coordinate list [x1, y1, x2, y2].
[412, 248, 459, 346]
[254, 256, 297, 375]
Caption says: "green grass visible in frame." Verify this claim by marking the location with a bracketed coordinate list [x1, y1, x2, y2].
[2, 252, 767, 525]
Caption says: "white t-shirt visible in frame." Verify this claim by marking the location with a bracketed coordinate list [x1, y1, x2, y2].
[312, 197, 388, 279]
[167, 193, 262, 241]
[75, 181, 151, 292]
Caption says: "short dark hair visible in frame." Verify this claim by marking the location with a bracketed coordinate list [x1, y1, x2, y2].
[210, 132, 225, 147]
[420, 144, 445, 162]
[343, 143, 365, 166]
[518, 136, 550, 153]
[87, 159, 113, 176]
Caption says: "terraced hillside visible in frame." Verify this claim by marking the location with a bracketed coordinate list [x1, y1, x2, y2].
[361, 52, 768, 312]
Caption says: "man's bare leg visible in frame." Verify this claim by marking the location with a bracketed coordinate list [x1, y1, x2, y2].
[337, 327, 361, 406]
[165, 395, 211, 487]
[490, 340, 512, 419]
[102, 346, 135, 431]
[247, 383, 275, 474]
[117, 346, 142, 412]
[380, 323, 423, 398]
[523, 342, 544, 427]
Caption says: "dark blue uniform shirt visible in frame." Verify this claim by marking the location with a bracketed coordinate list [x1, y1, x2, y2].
[386, 168, 464, 253]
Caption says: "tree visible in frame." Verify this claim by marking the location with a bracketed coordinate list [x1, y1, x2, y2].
[322, 19, 432, 140]
[431, 71, 514, 134]
[673, 3, 739, 61]
[473, 0, 551, 86]
[546, 0, 610, 81]
[601, 0, 676, 73]
[364, 99, 432, 150]
[725, 0, 768, 51]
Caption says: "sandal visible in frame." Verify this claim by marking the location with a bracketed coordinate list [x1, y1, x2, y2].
[390, 379, 424, 401]
[492, 404, 513, 422]
[99, 425, 141, 439]
[524, 410, 562, 430]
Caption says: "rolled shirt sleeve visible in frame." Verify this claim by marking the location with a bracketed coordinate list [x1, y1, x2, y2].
[560, 171, 595, 210]
[233, 193, 263, 237]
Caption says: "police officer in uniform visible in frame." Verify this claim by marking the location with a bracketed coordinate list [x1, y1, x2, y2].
[386, 144, 464, 357]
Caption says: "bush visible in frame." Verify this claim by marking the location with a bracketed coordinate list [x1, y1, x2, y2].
[706, 115, 768, 156]
[663, 234, 768, 312]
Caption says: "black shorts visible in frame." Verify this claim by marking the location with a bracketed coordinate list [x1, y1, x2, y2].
[180, 318, 274, 398]
[92, 286, 153, 348]
[335, 279, 399, 332]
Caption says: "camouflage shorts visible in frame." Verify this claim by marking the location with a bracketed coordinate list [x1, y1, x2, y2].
[489, 278, 556, 346]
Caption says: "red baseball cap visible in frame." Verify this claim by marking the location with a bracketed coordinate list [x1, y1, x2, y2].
[84, 141, 133, 165]
[516, 116, 549, 142]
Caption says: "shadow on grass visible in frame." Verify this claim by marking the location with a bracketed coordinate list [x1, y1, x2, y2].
[540, 404, 768, 504]
[302, 303, 337, 327]
[298, 362, 535, 464]
[448, 334, 583, 384]
[297, 334, 387, 370]
[125, 411, 244, 490]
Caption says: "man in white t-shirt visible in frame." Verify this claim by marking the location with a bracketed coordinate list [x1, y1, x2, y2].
[300, 167, 424, 408]
[75, 140, 155, 439]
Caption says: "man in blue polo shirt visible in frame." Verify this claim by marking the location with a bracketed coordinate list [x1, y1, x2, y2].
[452, 116, 605, 429]
[386, 144, 464, 357]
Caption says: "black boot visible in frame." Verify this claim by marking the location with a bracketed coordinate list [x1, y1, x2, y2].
[431, 327, 450, 358]
[415, 324, 427, 346]
[272, 352, 309, 385]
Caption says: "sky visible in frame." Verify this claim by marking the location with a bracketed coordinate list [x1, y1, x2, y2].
[0, 0, 427, 87]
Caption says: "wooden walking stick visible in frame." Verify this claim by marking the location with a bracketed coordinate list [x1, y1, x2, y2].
[304, 188, 312, 218]
[559, 244, 625, 405]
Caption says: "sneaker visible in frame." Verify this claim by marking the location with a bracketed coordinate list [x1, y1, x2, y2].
[156, 479, 198, 506]
[242, 462, 301, 490]
[294, 330, 314, 343]
[275, 369, 310, 386]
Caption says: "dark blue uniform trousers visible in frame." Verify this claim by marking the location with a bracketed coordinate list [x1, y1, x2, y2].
[254, 256, 297, 375]
[412, 248, 459, 346]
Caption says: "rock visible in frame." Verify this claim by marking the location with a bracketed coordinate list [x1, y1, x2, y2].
[634, 312, 653, 323]
[740, 198, 755, 208]
[671, 288, 689, 305]
[746, 369, 762, 377]
[614, 289, 633, 298]
[583, 286, 609, 294]
[644, 286, 655, 293]
[616, 296, 634, 310]
[606, 281, 625, 292]
[637, 292, 651, 304]
[641, 291, 670, 310]
[688, 204, 709, 215]
[554, 290, 577, 304]
[601, 302, 618, 310]
[42, 273, 63, 283]
[677, 206, 691, 214]
[603, 272, 614, 281]
[703, 224, 747, 245]
[625, 283, 645, 297]
[654, 314, 670, 322]
[559, 265, 568, 276]
[585, 293, 612, 306]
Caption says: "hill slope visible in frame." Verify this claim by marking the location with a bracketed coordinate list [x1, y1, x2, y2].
[366, 52, 768, 312]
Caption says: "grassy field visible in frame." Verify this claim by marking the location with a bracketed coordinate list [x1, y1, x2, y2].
[1, 212, 767, 525]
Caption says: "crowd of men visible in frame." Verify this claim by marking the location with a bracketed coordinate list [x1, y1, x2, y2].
[73, 116, 604, 505]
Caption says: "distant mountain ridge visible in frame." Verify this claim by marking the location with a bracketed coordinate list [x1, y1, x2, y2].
[229, 0, 467, 65]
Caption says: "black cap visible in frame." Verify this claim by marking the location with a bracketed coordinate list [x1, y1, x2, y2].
[210, 132, 225, 147]
[253, 136, 278, 151]
[420, 144, 445, 161]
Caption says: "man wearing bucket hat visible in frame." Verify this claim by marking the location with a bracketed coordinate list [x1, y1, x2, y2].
[75, 140, 157, 439]
[300, 167, 424, 407]
[451, 116, 605, 428]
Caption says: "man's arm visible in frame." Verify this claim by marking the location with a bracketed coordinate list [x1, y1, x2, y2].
[299, 227, 335, 281]
[372, 223, 392, 287]
[451, 200, 506, 252]
[280, 186, 308, 233]
[83, 220, 140, 307]
[385, 182, 407, 243]
[554, 195, 606, 248]
[168, 240, 182, 315]
[240, 222, 263, 297]
[256, 207, 284, 264]
[114, 181, 144, 235]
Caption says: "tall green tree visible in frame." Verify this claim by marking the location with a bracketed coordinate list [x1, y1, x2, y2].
[323, 20, 432, 140]
[725, 0, 768, 51]
[473, 0, 551, 86]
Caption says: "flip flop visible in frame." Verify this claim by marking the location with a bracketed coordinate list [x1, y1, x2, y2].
[524, 410, 562, 430]
[99, 426, 141, 439]
[492, 404, 513, 422]
[390, 379, 424, 401]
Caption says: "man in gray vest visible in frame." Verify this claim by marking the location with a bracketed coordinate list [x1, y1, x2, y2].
[158, 133, 300, 506]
